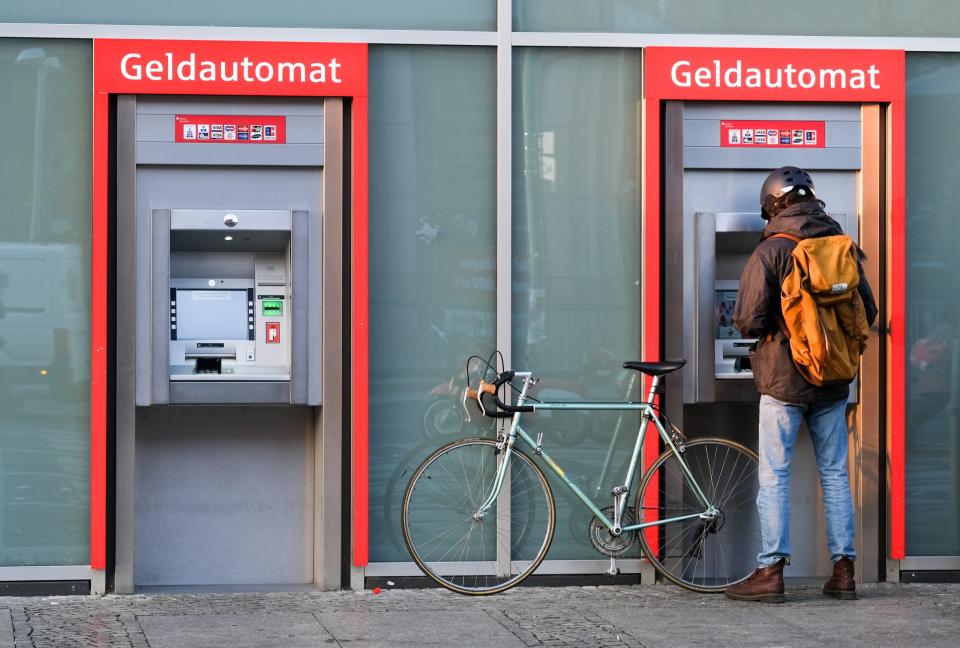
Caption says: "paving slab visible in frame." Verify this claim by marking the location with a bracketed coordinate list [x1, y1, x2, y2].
[315, 610, 526, 647]
[0, 583, 957, 648]
[0, 609, 12, 648]
[138, 612, 336, 648]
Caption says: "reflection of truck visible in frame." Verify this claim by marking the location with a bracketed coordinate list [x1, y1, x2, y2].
[0, 244, 88, 403]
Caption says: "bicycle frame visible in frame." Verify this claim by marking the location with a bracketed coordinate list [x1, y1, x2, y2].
[475, 372, 716, 535]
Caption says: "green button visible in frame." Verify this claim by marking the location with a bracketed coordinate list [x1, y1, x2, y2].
[262, 299, 283, 316]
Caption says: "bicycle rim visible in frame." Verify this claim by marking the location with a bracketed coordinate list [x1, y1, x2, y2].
[402, 438, 555, 595]
[635, 438, 761, 592]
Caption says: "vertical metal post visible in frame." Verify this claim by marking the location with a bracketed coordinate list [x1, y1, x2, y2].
[858, 103, 883, 583]
[495, 0, 514, 580]
[115, 95, 138, 594]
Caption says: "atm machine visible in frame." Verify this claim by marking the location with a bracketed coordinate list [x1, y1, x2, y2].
[114, 96, 345, 592]
[663, 102, 862, 579]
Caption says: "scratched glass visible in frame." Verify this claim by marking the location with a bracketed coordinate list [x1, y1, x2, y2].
[904, 53, 960, 557]
[512, 48, 643, 560]
[366, 46, 497, 563]
[0, 39, 92, 567]
[514, 0, 960, 37]
[1, 0, 494, 30]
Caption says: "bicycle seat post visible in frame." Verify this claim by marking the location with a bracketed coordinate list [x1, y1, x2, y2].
[645, 375, 662, 406]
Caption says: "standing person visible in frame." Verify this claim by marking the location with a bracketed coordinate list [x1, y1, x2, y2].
[725, 166, 878, 603]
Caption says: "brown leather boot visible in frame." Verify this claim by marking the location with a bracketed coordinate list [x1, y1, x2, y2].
[725, 558, 786, 603]
[822, 556, 857, 600]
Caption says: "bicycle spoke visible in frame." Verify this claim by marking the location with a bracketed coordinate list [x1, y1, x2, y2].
[403, 439, 554, 595]
[636, 439, 760, 592]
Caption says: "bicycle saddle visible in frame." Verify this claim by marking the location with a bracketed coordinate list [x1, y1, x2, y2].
[622, 360, 686, 377]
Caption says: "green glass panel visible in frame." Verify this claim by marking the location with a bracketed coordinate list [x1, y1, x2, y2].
[512, 48, 642, 561]
[367, 46, 497, 562]
[905, 53, 960, 557]
[515, 1, 960, 37]
[0, 39, 91, 566]
[1, 1, 494, 31]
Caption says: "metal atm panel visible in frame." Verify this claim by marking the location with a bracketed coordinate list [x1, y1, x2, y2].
[685, 209, 855, 404]
[116, 95, 340, 591]
[666, 101, 864, 580]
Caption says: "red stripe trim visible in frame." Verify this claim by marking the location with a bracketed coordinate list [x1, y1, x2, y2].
[641, 98, 662, 553]
[90, 89, 109, 571]
[888, 98, 906, 559]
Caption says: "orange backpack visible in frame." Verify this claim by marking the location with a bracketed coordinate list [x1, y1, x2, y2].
[772, 233, 870, 386]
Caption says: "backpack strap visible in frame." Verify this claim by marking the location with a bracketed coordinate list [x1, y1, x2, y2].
[770, 232, 803, 244]
[766, 233, 802, 341]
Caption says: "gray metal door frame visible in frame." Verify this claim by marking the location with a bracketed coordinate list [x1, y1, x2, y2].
[113, 95, 346, 593]
[662, 100, 885, 582]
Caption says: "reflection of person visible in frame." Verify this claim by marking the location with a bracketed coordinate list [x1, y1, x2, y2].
[909, 320, 956, 421]
[726, 166, 878, 603]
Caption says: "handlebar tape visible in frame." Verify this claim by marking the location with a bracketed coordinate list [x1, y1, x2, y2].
[471, 371, 533, 416]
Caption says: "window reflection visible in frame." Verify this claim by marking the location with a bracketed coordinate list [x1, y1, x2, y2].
[515, 0, 960, 37]
[0, 40, 91, 566]
[512, 48, 642, 560]
[367, 46, 497, 562]
[906, 53, 960, 557]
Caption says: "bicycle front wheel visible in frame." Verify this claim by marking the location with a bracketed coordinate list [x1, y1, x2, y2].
[401, 438, 555, 595]
[635, 438, 761, 592]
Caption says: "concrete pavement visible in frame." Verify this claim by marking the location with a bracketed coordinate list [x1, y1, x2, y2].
[1, 582, 958, 647]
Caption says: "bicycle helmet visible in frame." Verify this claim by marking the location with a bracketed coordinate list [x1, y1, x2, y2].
[760, 166, 816, 220]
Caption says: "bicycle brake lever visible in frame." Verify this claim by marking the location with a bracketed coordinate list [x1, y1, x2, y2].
[461, 388, 472, 423]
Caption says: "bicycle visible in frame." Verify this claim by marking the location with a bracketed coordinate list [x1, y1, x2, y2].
[401, 358, 761, 595]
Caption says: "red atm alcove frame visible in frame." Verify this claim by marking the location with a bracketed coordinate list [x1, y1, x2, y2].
[640, 47, 906, 560]
[89, 39, 371, 572]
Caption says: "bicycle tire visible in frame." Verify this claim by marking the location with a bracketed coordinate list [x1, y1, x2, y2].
[402, 437, 555, 595]
[635, 437, 761, 593]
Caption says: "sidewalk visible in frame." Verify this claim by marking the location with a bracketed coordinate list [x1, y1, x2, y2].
[2, 582, 958, 648]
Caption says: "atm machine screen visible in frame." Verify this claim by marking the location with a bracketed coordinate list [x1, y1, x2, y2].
[172, 289, 253, 341]
[715, 289, 740, 340]
[714, 283, 755, 378]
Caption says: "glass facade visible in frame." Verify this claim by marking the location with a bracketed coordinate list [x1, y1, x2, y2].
[0, 39, 91, 566]
[0, 1, 495, 31]
[367, 46, 497, 562]
[512, 48, 642, 559]
[0, 1, 957, 580]
[514, 1, 960, 37]
[905, 53, 960, 557]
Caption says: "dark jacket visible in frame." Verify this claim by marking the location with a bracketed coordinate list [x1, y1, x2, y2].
[732, 201, 878, 403]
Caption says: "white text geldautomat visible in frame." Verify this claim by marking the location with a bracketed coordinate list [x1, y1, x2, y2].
[670, 59, 881, 90]
[120, 52, 343, 84]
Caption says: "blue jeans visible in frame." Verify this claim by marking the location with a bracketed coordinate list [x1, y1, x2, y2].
[757, 394, 856, 566]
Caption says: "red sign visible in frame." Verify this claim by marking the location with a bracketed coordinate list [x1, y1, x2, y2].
[720, 120, 825, 148]
[175, 114, 286, 144]
[266, 322, 280, 344]
[645, 47, 904, 102]
[93, 39, 367, 97]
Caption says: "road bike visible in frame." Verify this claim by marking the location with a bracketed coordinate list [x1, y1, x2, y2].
[401, 358, 761, 595]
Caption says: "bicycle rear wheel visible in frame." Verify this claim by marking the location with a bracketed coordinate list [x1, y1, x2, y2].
[401, 438, 555, 595]
[635, 438, 760, 592]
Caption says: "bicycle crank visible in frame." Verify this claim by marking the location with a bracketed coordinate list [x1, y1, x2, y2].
[588, 506, 637, 557]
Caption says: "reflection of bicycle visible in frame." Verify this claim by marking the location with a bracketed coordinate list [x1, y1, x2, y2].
[422, 376, 467, 438]
[401, 359, 760, 595]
